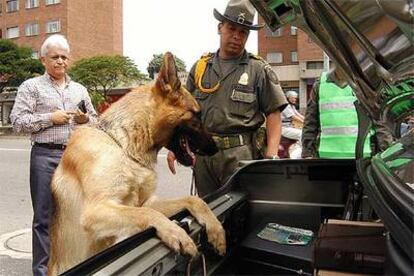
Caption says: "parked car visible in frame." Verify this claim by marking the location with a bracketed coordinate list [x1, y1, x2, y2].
[63, 0, 413, 275]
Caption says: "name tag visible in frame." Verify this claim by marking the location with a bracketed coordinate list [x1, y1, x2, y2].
[231, 87, 256, 103]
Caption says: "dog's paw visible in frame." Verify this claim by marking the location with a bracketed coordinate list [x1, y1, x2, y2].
[155, 221, 198, 257]
[206, 222, 226, 256]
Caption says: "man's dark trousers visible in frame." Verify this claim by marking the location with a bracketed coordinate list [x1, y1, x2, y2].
[30, 145, 64, 276]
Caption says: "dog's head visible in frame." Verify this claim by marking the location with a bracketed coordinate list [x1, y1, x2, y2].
[152, 52, 218, 166]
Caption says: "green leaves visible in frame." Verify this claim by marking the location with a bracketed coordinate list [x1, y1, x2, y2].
[69, 55, 146, 106]
[147, 53, 186, 79]
[0, 39, 44, 92]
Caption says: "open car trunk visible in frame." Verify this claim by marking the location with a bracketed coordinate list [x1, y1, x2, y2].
[61, 0, 413, 274]
[62, 159, 361, 275]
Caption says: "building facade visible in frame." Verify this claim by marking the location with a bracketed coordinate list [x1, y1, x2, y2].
[258, 20, 326, 111]
[0, 0, 123, 61]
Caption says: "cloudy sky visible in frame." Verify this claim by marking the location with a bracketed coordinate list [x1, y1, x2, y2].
[123, 0, 259, 74]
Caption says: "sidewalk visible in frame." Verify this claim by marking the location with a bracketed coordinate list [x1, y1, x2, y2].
[0, 229, 32, 276]
[0, 229, 32, 259]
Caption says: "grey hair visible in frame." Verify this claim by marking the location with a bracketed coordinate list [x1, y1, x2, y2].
[286, 90, 298, 98]
[40, 34, 70, 57]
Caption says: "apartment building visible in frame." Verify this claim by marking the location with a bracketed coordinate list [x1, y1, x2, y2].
[0, 0, 123, 61]
[258, 20, 326, 110]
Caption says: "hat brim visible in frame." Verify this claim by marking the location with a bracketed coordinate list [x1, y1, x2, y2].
[214, 9, 264, 31]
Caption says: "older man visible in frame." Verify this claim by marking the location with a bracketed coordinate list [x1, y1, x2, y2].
[10, 34, 97, 276]
[281, 91, 304, 158]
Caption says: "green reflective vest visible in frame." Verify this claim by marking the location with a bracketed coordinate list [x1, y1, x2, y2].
[318, 72, 371, 158]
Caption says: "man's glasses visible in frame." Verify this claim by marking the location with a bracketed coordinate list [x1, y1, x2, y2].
[48, 55, 69, 61]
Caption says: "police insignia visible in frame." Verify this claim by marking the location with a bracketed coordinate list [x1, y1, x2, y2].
[238, 72, 249, 85]
[265, 64, 279, 84]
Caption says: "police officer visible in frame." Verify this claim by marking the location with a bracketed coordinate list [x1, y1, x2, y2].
[301, 65, 392, 158]
[302, 66, 371, 158]
[168, 0, 287, 197]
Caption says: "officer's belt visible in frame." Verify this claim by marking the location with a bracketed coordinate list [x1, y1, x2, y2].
[212, 133, 252, 150]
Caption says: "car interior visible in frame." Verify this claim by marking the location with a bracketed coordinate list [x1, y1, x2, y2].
[62, 0, 413, 275]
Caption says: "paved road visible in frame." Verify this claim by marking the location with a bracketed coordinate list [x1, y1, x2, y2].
[0, 137, 192, 275]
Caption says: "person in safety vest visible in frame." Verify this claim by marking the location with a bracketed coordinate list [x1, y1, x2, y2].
[167, 0, 287, 197]
[302, 65, 373, 158]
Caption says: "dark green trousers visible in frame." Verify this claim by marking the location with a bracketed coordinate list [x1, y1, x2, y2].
[194, 144, 254, 197]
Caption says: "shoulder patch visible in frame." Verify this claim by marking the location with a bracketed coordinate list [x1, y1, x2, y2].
[249, 53, 266, 62]
[201, 52, 214, 59]
[264, 64, 279, 84]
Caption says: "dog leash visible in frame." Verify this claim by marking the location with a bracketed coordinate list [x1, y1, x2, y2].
[190, 167, 198, 196]
[185, 253, 207, 276]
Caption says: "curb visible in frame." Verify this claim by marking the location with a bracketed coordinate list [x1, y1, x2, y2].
[0, 136, 29, 139]
[0, 126, 29, 139]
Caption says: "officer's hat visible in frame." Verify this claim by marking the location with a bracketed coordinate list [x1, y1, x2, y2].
[214, 0, 265, 31]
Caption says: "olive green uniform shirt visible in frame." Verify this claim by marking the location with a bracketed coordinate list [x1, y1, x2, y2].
[186, 50, 287, 196]
[186, 50, 287, 134]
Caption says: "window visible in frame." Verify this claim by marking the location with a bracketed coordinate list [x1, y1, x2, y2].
[46, 20, 60, 33]
[26, 0, 38, 8]
[265, 26, 283, 37]
[45, 0, 60, 5]
[306, 61, 324, 69]
[290, 26, 297, 36]
[291, 51, 298, 62]
[31, 51, 39, 59]
[6, 0, 19, 12]
[6, 26, 19, 38]
[267, 52, 283, 64]
[25, 23, 39, 36]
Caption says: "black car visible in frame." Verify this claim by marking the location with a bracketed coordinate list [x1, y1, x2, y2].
[63, 0, 413, 275]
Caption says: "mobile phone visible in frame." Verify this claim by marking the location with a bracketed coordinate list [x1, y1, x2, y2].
[77, 100, 87, 113]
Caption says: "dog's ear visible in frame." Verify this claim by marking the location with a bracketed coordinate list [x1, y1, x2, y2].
[155, 52, 181, 95]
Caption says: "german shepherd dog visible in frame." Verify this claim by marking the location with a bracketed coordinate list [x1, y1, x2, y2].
[48, 53, 226, 275]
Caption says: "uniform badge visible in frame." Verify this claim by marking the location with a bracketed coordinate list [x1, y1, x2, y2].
[238, 72, 249, 85]
[237, 12, 246, 24]
[264, 64, 279, 84]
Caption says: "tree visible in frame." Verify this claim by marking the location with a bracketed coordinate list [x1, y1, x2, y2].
[147, 53, 186, 79]
[69, 55, 146, 106]
[0, 39, 44, 92]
